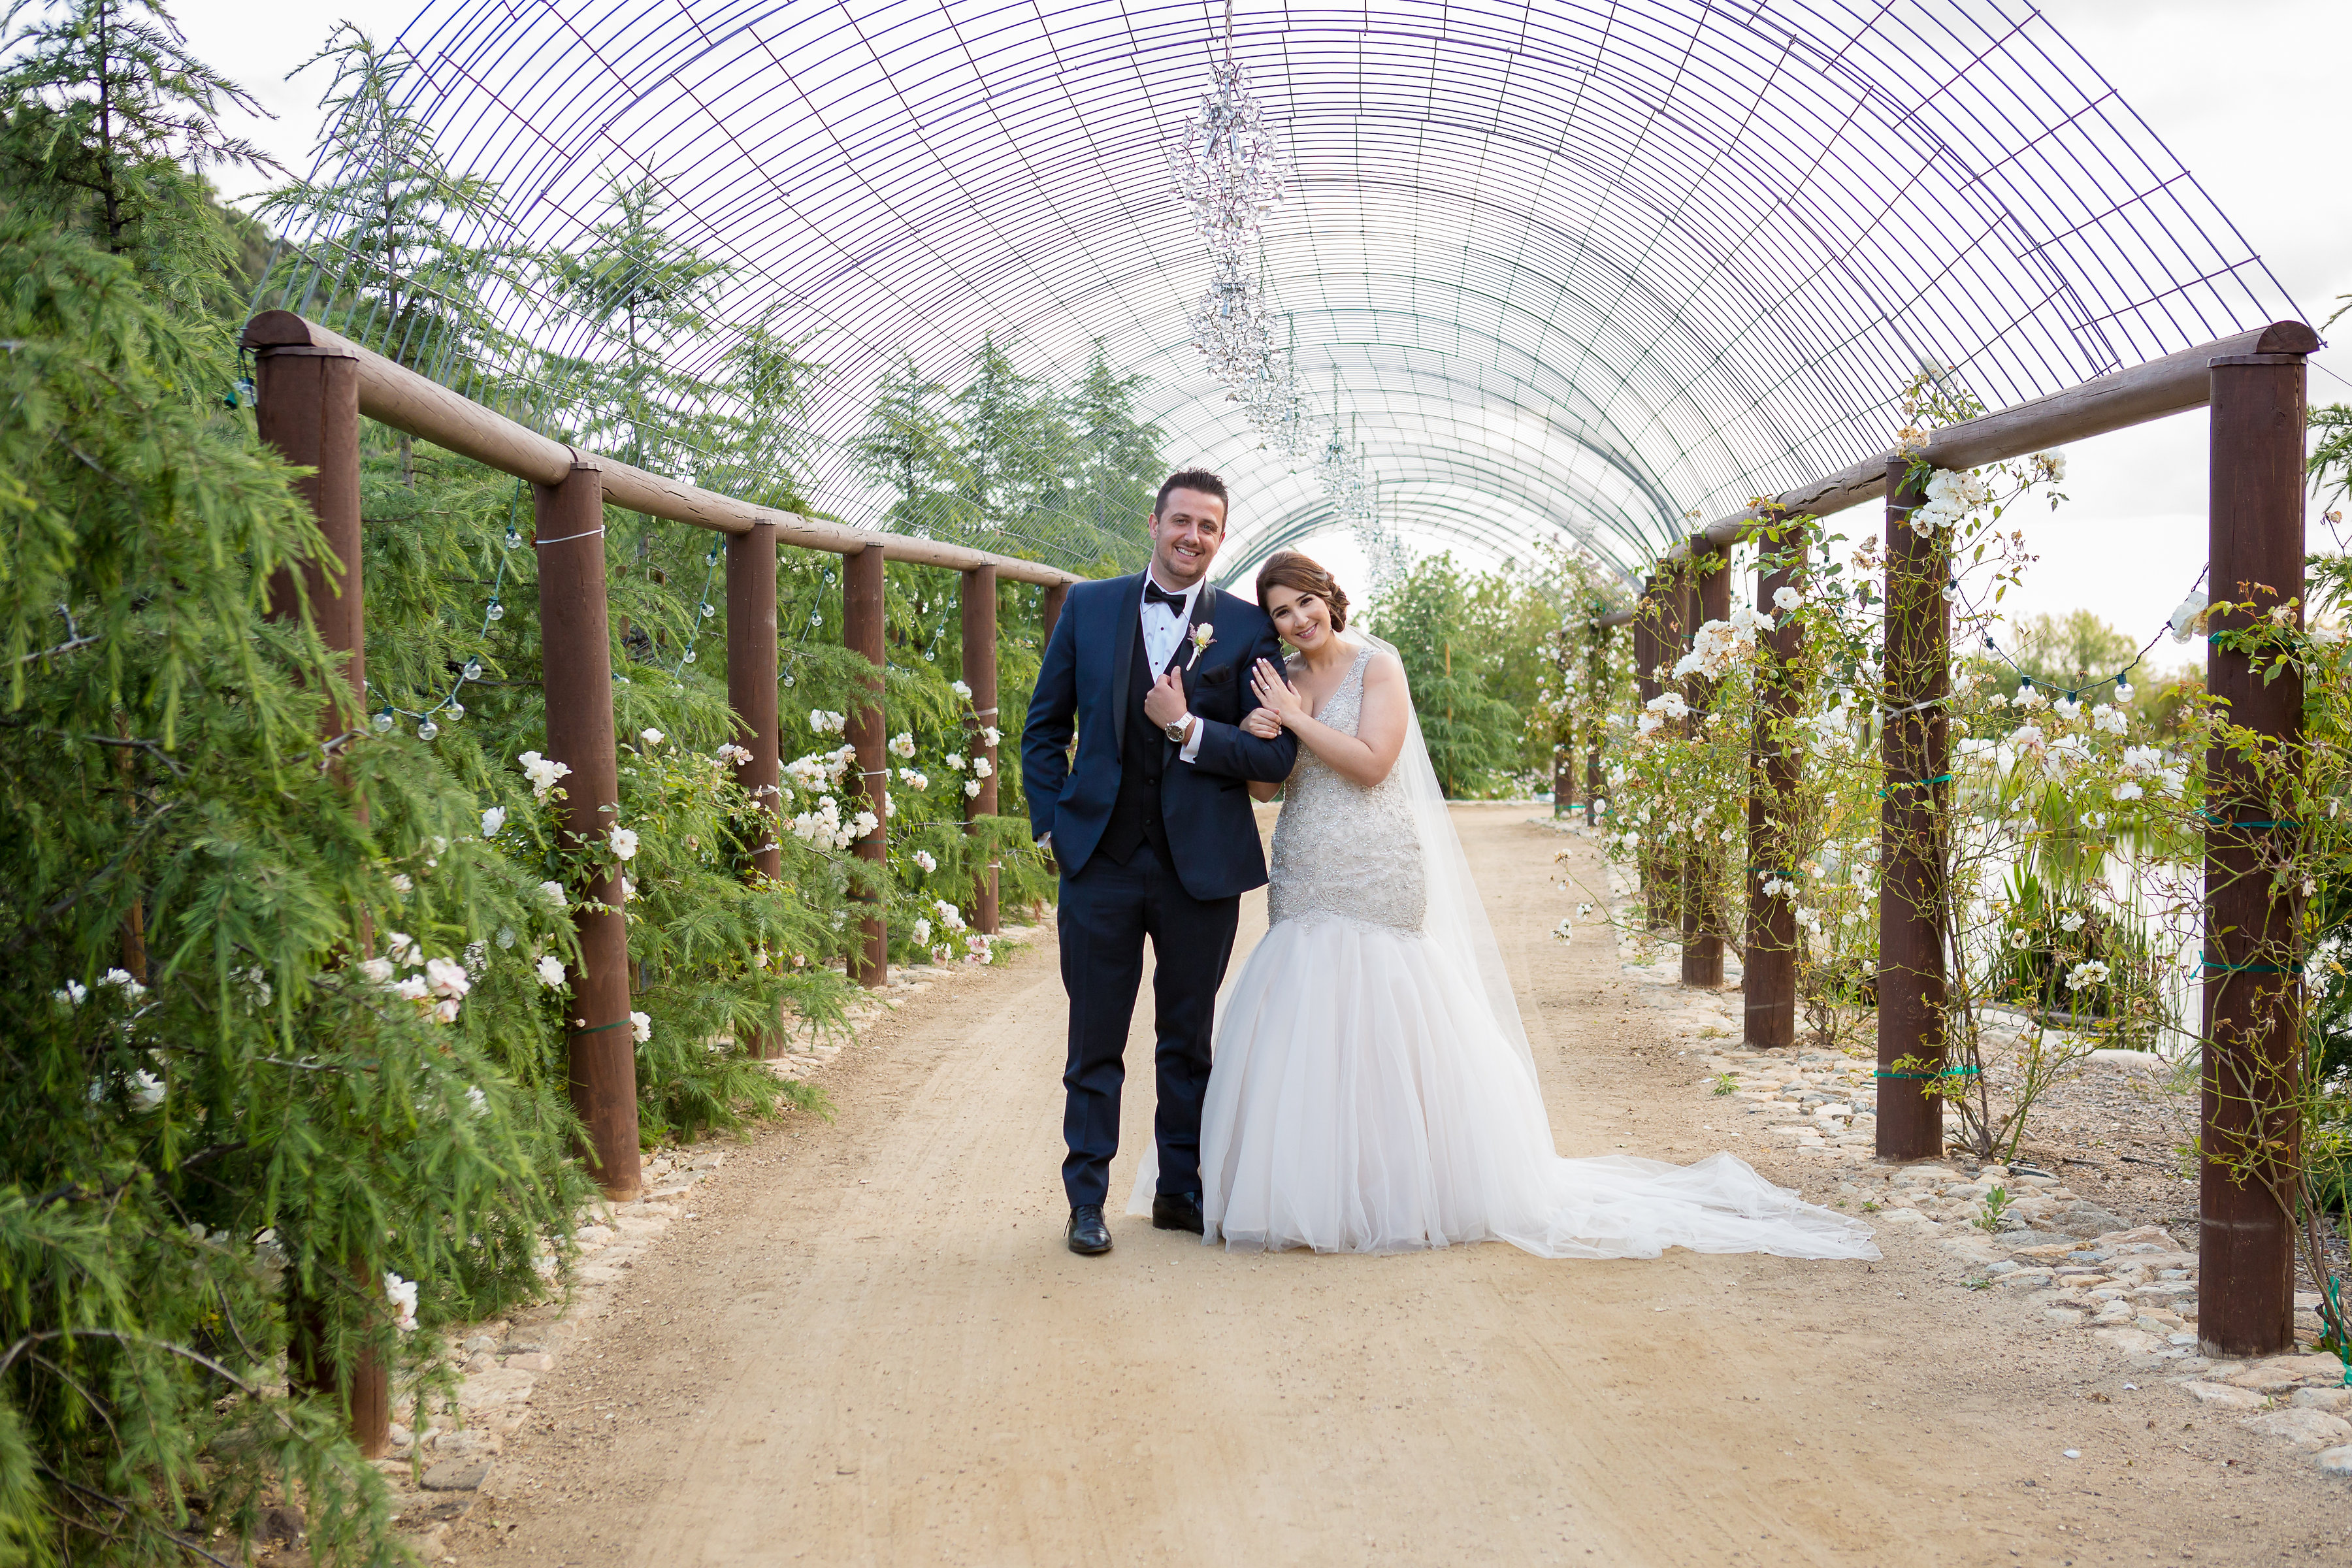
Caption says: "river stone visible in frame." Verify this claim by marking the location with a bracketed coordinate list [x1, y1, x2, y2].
[2292, 1388, 2352, 1412]
[422, 1460, 489, 1492]
[2317, 1446, 2352, 1477]
[2242, 1409, 2352, 1449]
[2180, 1381, 2268, 1411]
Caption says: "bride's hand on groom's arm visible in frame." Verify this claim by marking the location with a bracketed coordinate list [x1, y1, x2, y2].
[1249, 659, 1309, 728]
[1241, 706, 1283, 740]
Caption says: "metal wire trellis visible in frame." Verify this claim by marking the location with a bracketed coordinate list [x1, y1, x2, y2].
[260, 0, 2300, 589]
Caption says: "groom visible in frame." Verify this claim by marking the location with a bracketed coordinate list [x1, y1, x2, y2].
[1021, 470, 1298, 1256]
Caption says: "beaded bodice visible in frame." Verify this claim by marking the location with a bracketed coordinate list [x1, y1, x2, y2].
[1266, 645, 1428, 933]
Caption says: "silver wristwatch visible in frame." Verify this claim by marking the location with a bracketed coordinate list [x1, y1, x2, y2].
[1162, 714, 1192, 743]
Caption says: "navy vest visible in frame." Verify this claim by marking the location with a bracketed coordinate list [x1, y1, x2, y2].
[1098, 612, 1181, 866]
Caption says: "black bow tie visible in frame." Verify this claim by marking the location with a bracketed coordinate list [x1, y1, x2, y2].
[1143, 580, 1189, 611]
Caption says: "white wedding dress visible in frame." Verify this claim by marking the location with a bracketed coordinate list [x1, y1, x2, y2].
[1130, 640, 1879, 1261]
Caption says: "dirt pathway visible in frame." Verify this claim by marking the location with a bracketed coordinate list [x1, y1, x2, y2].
[451, 810, 2342, 1567]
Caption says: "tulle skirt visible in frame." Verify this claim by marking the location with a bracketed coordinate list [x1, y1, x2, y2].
[1130, 913, 1880, 1261]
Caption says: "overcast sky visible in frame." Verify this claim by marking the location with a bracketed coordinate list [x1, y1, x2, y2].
[172, 0, 2349, 658]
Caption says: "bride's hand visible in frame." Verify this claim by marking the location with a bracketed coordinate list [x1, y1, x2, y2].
[1249, 659, 1309, 728]
[1241, 706, 1283, 740]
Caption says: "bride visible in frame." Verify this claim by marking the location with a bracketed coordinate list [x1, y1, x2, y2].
[1129, 551, 1878, 1261]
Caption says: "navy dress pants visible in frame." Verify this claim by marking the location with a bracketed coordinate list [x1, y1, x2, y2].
[1056, 840, 1241, 1208]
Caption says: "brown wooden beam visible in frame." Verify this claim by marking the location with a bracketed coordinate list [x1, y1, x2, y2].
[2198, 347, 2309, 1358]
[240, 312, 1079, 586]
[1592, 321, 2322, 628]
[961, 564, 1001, 936]
[1876, 461, 1950, 1161]
[254, 339, 389, 1460]
[844, 546, 889, 986]
[536, 461, 642, 1200]
[1680, 559, 1728, 988]
[1632, 579, 1673, 930]
[727, 521, 783, 1058]
[1745, 524, 1806, 1051]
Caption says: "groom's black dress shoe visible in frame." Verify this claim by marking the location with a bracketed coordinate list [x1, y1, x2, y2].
[1152, 1191, 1205, 1235]
[1066, 1204, 1112, 1256]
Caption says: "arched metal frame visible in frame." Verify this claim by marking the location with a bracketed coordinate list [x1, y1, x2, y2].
[267, 0, 2298, 586]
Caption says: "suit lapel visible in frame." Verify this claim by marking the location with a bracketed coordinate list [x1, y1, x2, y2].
[1175, 587, 1217, 694]
[1111, 573, 1139, 752]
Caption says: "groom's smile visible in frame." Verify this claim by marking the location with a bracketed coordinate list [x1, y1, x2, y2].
[1149, 486, 1227, 588]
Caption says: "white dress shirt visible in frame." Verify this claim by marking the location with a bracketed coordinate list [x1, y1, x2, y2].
[1141, 570, 1208, 764]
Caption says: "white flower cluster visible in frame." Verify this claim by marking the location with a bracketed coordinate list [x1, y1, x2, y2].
[934, 898, 968, 932]
[1908, 468, 1993, 536]
[716, 742, 755, 767]
[951, 679, 973, 701]
[630, 1010, 652, 1043]
[2063, 959, 2111, 992]
[898, 767, 930, 790]
[912, 849, 938, 874]
[518, 750, 570, 801]
[384, 1271, 419, 1332]
[889, 732, 917, 759]
[1757, 873, 1797, 900]
[1772, 584, 1804, 614]
[610, 826, 640, 862]
[1635, 690, 1690, 738]
[789, 794, 878, 851]
[1672, 613, 1766, 683]
[353, 934, 476, 1023]
[808, 709, 847, 736]
[640, 728, 665, 747]
[55, 968, 147, 1007]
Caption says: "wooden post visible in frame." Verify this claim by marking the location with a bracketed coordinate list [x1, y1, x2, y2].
[536, 461, 642, 1201]
[727, 521, 783, 1058]
[1550, 627, 1576, 816]
[1877, 460, 1949, 1161]
[844, 544, 889, 986]
[1584, 619, 1608, 829]
[1680, 559, 1727, 988]
[962, 564, 1001, 934]
[1042, 581, 1068, 649]
[1633, 578, 1674, 929]
[1746, 523, 1806, 1050]
[259, 346, 366, 722]
[2199, 345, 2310, 1358]
[254, 340, 389, 1460]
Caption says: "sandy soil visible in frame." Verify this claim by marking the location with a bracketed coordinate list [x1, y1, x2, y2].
[448, 809, 2346, 1567]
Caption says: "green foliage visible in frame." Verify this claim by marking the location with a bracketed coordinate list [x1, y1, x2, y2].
[856, 338, 1159, 575]
[0, 0, 278, 318]
[0, 201, 586, 1561]
[1364, 553, 1527, 797]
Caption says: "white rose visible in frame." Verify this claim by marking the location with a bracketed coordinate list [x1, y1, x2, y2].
[481, 806, 506, 838]
[610, 826, 639, 861]
[629, 1010, 652, 1043]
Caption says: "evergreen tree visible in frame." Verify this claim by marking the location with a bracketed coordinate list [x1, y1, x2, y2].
[0, 0, 277, 319]
[853, 354, 972, 538]
[1051, 341, 1160, 573]
[254, 25, 513, 384]
[543, 175, 730, 475]
[1366, 553, 1524, 797]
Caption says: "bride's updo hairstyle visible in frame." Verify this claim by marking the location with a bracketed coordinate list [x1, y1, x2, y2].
[1254, 551, 1349, 633]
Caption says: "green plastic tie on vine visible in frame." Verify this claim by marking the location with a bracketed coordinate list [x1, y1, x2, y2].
[1874, 773, 1954, 798]
[1874, 1064, 1982, 1080]
[2198, 960, 2294, 975]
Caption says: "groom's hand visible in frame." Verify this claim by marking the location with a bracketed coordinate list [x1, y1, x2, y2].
[1143, 671, 1190, 730]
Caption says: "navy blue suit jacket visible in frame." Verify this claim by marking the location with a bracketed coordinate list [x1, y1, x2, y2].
[1021, 573, 1298, 900]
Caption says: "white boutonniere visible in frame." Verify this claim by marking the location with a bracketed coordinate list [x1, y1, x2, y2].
[1187, 622, 1216, 669]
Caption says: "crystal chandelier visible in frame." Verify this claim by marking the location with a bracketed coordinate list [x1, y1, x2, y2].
[1187, 259, 1271, 385]
[1167, 42, 1288, 271]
